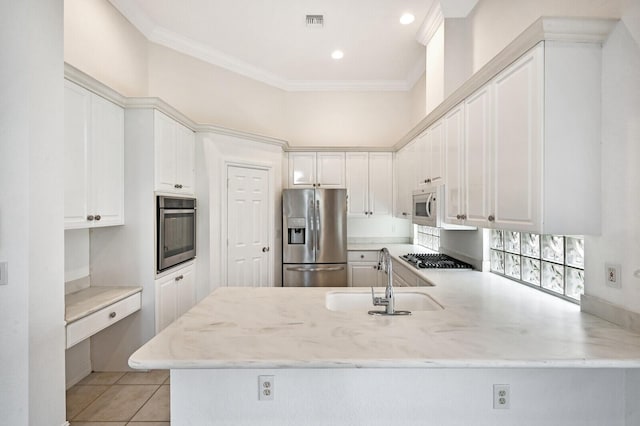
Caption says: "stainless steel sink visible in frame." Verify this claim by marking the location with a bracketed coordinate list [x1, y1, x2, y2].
[325, 291, 443, 312]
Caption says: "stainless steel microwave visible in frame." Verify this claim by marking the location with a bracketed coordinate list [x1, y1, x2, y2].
[157, 196, 196, 272]
[412, 188, 437, 227]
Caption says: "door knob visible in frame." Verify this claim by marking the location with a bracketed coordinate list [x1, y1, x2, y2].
[262, 247, 270, 252]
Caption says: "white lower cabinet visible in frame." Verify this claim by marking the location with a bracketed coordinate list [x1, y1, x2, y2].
[155, 263, 195, 333]
[347, 251, 384, 287]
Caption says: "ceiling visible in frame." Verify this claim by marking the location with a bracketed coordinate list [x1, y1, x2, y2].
[109, 0, 433, 91]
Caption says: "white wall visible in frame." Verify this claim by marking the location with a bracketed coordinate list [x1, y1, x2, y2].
[0, 0, 66, 424]
[468, 0, 623, 72]
[64, 0, 149, 96]
[174, 368, 628, 426]
[584, 3, 640, 313]
[425, 22, 445, 115]
[65, 229, 90, 282]
[409, 72, 426, 126]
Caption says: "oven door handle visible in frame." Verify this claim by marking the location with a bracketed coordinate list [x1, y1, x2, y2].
[159, 209, 195, 214]
[286, 266, 345, 272]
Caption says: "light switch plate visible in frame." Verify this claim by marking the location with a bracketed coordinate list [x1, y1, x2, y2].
[0, 262, 8, 285]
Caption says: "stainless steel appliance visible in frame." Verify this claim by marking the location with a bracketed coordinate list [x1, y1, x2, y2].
[157, 196, 196, 272]
[412, 187, 438, 227]
[282, 188, 348, 287]
[400, 253, 472, 269]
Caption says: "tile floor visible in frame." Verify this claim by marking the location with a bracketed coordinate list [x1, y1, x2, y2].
[66, 370, 170, 425]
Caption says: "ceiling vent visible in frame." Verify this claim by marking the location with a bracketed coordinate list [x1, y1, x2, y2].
[306, 15, 324, 28]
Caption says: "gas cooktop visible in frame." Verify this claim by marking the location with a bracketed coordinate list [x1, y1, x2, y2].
[400, 253, 472, 270]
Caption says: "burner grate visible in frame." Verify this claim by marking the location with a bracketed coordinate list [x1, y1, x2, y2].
[400, 253, 472, 269]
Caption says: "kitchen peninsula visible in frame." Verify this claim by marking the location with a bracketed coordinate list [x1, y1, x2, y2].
[130, 248, 640, 425]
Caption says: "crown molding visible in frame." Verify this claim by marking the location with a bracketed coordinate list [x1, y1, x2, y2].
[416, 2, 444, 46]
[108, 0, 415, 92]
[64, 63, 127, 107]
[284, 146, 393, 153]
[395, 16, 619, 150]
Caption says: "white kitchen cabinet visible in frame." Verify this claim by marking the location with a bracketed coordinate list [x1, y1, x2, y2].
[155, 263, 195, 333]
[416, 120, 444, 189]
[347, 251, 384, 287]
[64, 80, 124, 229]
[394, 142, 416, 219]
[442, 41, 601, 234]
[346, 152, 393, 217]
[154, 110, 195, 195]
[288, 152, 345, 188]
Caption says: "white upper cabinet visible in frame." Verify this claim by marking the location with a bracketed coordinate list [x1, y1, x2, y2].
[346, 152, 393, 217]
[154, 110, 195, 195]
[415, 120, 444, 189]
[64, 80, 124, 229]
[441, 41, 601, 235]
[288, 152, 345, 188]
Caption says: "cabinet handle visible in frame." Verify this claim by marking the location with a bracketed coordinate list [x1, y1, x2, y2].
[87, 215, 94, 221]
[488, 215, 495, 222]
[402, 212, 407, 216]
[109, 312, 116, 319]
[262, 247, 270, 253]
[95, 215, 101, 221]
[175, 275, 184, 281]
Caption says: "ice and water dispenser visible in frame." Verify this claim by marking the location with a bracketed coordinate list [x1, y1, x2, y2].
[287, 217, 306, 245]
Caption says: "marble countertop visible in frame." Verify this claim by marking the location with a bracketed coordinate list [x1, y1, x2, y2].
[65, 286, 142, 323]
[129, 245, 640, 369]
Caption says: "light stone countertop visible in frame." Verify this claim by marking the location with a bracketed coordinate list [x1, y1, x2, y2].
[65, 286, 142, 323]
[129, 245, 640, 370]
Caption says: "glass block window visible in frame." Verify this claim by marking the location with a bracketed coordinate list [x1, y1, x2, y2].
[489, 229, 584, 303]
[415, 225, 440, 251]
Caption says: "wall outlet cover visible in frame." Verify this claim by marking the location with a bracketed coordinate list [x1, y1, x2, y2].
[605, 263, 621, 289]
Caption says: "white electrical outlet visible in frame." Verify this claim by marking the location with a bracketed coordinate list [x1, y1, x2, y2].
[258, 375, 274, 401]
[493, 384, 510, 409]
[605, 263, 622, 289]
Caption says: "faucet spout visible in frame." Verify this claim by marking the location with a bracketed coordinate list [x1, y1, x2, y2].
[369, 247, 410, 315]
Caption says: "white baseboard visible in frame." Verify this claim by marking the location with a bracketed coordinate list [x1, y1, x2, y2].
[62, 422, 70, 426]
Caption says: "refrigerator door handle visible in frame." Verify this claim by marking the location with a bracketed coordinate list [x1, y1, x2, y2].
[285, 266, 346, 272]
[316, 200, 321, 252]
[308, 198, 315, 254]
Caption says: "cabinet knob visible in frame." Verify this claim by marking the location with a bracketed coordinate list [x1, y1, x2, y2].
[402, 212, 407, 216]
[360, 255, 365, 259]
[317, 183, 321, 187]
[462, 214, 467, 220]
[87, 215, 94, 221]
[109, 312, 116, 319]
[95, 215, 101, 221]
[427, 178, 432, 183]
[174, 184, 180, 188]
[456, 214, 461, 220]
[424, 179, 428, 183]
[175, 275, 184, 281]
[488, 215, 495, 222]
[369, 211, 373, 215]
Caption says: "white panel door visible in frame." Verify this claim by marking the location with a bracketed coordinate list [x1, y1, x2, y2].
[415, 132, 430, 188]
[316, 152, 345, 188]
[154, 110, 177, 192]
[90, 93, 124, 227]
[429, 120, 444, 184]
[64, 80, 91, 227]
[368, 152, 393, 217]
[155, 274, 177, 333]
[464, 84, 492, 227]
[227, 166, 270, 287]
[345, 152, 369, 216]
[176, 264, 196, 318]
[175, 123, 195, 195]
[288, 152, 316, 187]
[492, 45, 543, 231]
[444, 103, 465, 223]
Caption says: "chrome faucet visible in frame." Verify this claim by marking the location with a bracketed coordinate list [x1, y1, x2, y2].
[369, 248, 410, 316]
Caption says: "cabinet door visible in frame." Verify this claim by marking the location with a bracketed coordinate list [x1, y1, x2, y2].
[349, 262, 382, 287]
[415, 132, 430, 188]
[443, 103, 465, 223]
[393, 147, 413, 219]
[464, 85, 492, 227]
[288, 152, 316, 187]
[368, 152, 393, 216]
[175, 123, 195, 195]
[90, 93, 124, 227]
[316, 152, 345, 188]
[492, 45, 543, 231]
[155, 274, 177, 333]
[428, 120, 444, 184]
[176, 264, 196, 318]
[64, 80, 91, 228]
[345, 153, 369, 216]
[154, 111, 178, 193]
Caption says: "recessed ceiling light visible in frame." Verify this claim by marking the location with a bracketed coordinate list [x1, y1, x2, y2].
[331, 50, 344, 60]
[400, 13, 415, 25]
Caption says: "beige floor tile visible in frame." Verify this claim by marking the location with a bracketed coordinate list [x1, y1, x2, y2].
[78, 372, 126, 386]
[127, 422, 170, 426]
[66, 385, 109, 420]
[71, 422, 126, 426]
[74, 385, 159, 422]
[130, 385, 170, 422]
[163, 374, 170, 385]
[117, 370, 169, 385]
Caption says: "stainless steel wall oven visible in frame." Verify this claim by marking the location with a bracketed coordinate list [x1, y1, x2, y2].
[157, 196, 196, 272]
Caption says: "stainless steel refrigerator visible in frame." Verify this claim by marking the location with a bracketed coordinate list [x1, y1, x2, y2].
[282, 188, 348, 287]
